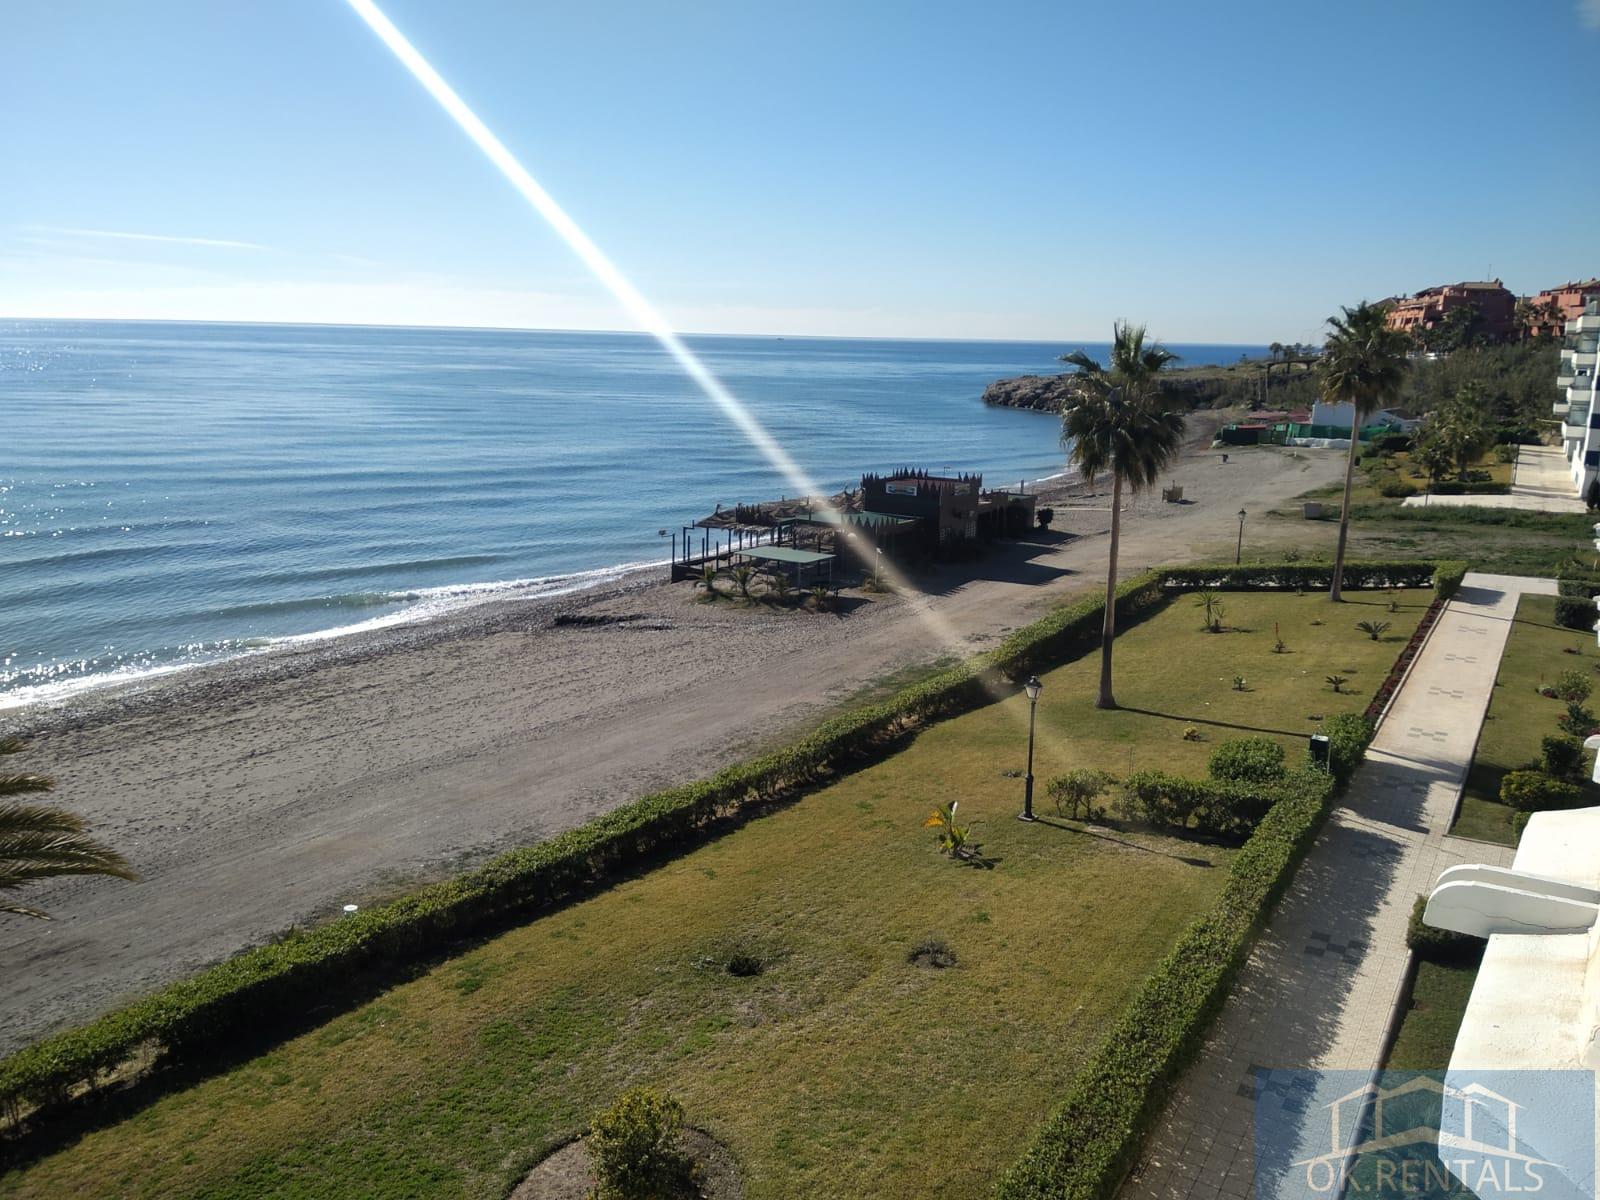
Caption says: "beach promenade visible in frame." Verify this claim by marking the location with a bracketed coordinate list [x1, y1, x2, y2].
[1123, 573, 1552, 1200]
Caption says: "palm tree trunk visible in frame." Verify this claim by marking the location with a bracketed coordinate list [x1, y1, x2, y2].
[1329, 418, 1361, 602]
[1096, 471, 1123, 709]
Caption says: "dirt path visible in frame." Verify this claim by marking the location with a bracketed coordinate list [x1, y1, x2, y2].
[0, 444, 1342, 1052]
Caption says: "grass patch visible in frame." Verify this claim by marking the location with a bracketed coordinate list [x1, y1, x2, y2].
[1384, 961, 1480, 1071]
[1451, 594, 1600, 844]
[0, 592, 1425, 1200]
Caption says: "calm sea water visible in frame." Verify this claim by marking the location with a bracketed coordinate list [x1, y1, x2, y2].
[0, 321, 1264, 708]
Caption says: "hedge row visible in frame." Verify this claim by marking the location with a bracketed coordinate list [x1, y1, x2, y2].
[1159, 559, 1467, 598]
[993, 761, 1346, 1200]
[0, 559, 1445, 1129]
[1117, 769, 1285, 837]
[1427, 480, 1511, 496]
[1405, 895, 1483, 967]
[0, 655, 979, 1116]
[1, 569, 1190, 1123]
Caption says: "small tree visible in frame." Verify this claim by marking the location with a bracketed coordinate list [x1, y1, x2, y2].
[588, 1087, 694, 1200]
[1587, 477, 1600, 513]
[1046, 769, 1112, 820]
[924, 800, 973, 858]
[730, 564, 756, 600]
[1194, 589, 1225, 633]
[1325, 674, 1348, 694]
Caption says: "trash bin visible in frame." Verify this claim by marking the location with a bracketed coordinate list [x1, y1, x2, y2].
[1308, 734, 1331, 771]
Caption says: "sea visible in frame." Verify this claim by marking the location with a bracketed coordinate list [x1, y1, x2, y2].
[0, 321, 1266, 709]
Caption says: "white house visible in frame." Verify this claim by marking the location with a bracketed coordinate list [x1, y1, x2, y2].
[1558, 298, 1600, 496]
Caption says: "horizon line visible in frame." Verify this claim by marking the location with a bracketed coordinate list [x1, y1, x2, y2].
[0, 313, 1277, 348]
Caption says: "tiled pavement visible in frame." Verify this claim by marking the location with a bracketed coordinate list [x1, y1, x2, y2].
[1121, 574, 1556, 1200]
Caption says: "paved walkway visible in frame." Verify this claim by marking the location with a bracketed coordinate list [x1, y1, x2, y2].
[1121, 574, 1555, 1200]
[1400, 444, 1586, 513]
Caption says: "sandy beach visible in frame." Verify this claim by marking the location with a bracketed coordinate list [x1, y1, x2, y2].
[0, 436, 1345, 1053]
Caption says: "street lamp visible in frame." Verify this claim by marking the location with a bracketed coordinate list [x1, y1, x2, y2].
[1235, 508, 1247, 564]
[1020, 675, 1042, 821]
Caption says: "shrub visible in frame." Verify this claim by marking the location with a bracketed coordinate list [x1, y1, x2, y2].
[1553, 669, 1592, 704]
[1499, 770, 1586, 813]
[1558, 702, 1598, 738]
[1355, 620, 1391, 641]
[1195, 589, 1225, 632]
[1047, 769, 1113, 820]
[1432, 561, 1468, 600]
[1405, 895, 1482, 966]
[1541, 734, 1586, 781]
[1207, 737, 1286, 785]
[1325, 675, 1348, 694]
[588, 1087, 694, 1200]
[1115, 769, 1296, 837]
[1378, 479, 1417, 499]
[1321, 713, 1374, 785]
[1160, 560, 1442, 593]
[1036, 507, 1054, 530]
[1554, 595, 1595, 631]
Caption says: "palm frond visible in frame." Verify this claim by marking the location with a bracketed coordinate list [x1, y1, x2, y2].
[0, 802, 136, 920]
[0, 773, 54, 799]
[1060, 322, 1186, 490]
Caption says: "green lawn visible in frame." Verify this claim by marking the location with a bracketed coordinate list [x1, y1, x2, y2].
[1, 590, 1427, 1200]
[1451, 594, 1600, 844]
[1384, 961, 1480, 1071]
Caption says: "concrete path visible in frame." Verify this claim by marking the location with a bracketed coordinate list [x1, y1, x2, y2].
[1121, 573, 1555, 1200]
[1400, 444, 1585, 513]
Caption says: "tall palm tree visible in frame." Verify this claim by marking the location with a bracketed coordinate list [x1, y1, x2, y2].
[1061, 323, 1186, 709]
[1, 737, 134, 919]
[1319, 302, 1411, 602]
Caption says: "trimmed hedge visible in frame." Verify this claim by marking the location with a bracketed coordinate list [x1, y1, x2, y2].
[1428, 480, 1511, 496]
[0, 558, 1450, 1129]
[993, 763, 1344, 1200]
[1207, 737, 1286, 786]
[1116, 769, 1283, 837]
[1553, 595, 1595, 632]
[989, 571, 1166, 678]
[1499, 769, 1586, 813]
[1158, 560, 1467, 602]
[1406, 895, 1482, 967]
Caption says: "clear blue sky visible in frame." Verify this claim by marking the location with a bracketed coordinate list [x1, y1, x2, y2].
[5, 0, 1598, 344]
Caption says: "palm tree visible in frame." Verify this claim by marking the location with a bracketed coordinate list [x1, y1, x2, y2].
[1061, 323, 1186, 709]
[1, 737, 134, 919]
[1319, 302, 1410, 601]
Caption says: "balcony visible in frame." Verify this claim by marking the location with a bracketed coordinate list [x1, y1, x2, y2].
[1564, 402, 1591, 439]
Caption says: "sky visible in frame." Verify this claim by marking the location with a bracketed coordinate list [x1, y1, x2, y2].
[4, 0, 1600, 345]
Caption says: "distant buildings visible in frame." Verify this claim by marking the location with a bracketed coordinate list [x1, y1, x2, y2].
[1525, 278, 1600, 340]
[1382, 280, 1518, 343]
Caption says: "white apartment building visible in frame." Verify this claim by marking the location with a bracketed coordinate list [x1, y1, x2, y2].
[1558, 297, 1600, 494]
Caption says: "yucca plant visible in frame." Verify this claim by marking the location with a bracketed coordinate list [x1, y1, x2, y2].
[923, 800, 972, 859]
[694, 564, 719, 597]
[1355, 620, 1391, 641]
[1325, 674, 1348, 694]
[2, 738, 135, 919]
[1194, 589, 1225, 633]
[730, 564, 756, 600]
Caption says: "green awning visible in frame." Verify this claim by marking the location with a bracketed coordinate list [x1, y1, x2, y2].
[739, 546, 836, 565]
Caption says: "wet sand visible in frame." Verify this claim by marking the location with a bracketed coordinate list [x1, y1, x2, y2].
[0, 438, 1344, 1052]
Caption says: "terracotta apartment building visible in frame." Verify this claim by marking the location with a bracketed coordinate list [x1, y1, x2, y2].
[1382, 279, 1517, 342]
[1522, 278, 1600, 340]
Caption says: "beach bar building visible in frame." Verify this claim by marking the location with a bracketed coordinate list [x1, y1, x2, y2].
[859, 469, 1035, 554]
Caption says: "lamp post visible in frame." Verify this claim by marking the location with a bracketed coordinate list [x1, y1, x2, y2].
[1020, 675, 1042, 821]
[1235, 508, 1247, 565]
